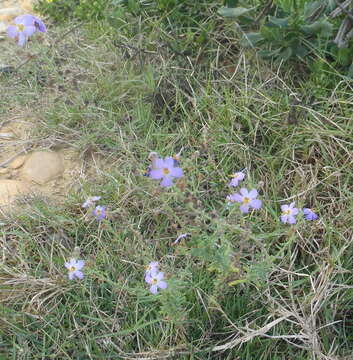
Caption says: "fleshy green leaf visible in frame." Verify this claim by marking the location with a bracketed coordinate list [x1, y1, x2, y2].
[241, 32, 264, 47]
[300, 20, 333, 36]
[218, 6, 253, 18]
[267, 16, 289, 28]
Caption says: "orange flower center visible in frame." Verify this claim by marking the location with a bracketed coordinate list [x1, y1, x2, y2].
[243, 197, 250, 204]
[17, 24, 25, 32]
[163, 168, 170, 175]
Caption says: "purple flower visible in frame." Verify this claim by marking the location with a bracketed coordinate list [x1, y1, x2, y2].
[149, 156, 183, 187]
[92, 205, 107, 221]
[7, 14, 37, 46]
[172, 233, 191, 245]
[229, 171, 245, 187]
[303, 208, 318, 221]
[145, 261, 159, 275]
[82, 196, 101, 208]
[31, 15, 46, 33]
[65, 259, 85, 280]
[227, 188, 262, 213]
[145, 270, 168, 294]
[280, 202, 299, 224]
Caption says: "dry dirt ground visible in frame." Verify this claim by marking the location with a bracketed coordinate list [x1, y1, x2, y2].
[0, 0, 91, 213]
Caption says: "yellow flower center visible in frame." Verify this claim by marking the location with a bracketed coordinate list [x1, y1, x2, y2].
[243, 197, 250, 204]
[152, 278, 158, 284]
[231, 173, 239, 178]
[69, 266, 76, 272]
[163, 168, 170, 175]
[17, 24, 25, 32]
[283, 209, 291, 215]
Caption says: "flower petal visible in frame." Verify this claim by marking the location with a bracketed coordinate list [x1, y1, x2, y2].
[289, 202, 296, 208]
[150, 284, 158, 294]
[75, 270, 84, 280]
[281, 204, 289, 212]
[7, 26, 18, 38]
[250, 199, 262, 209]
[160, 177, 173, 187]
[68, 272, 75, 280]
[170, 167, 183, 178]
[229, 178, 239, 187]
[17, 33, 27, 47]
[145, 274, 153, 284]
[164, 157, 175, 167]
[291, 208, 299, 216]
[227, 193, 243, 203]
[23, 25, 36, 37]
[288, 215, 296, 224]
[156, 271, 164, 281]
[158, 281, 168, 290]
[239, 188, 249, 196]
[280, 215, 288, 224]
[76, 260, 85, 270]
[152, 158, 164, 169]
[34, 18, 46, 32]
[239, 204, 250, 213]
[149, 169, 163, 180]
[248, 189, 258, 199]
[16, 14, 35, 25]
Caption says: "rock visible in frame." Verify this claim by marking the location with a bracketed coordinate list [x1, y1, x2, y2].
[0, 22, 7, 34]
[9, 155, 26, 169]
[0, 180, 29, 206]
[0, 132, 15, 138]
[0, 168, 9, 175]
[22, 151, 64, 184]
[0, 8, 23, 22]
[0, 65, 15, 74]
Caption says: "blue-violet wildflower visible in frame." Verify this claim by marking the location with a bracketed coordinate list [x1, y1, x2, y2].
[303, 208, 318, 221]
[82, 196, 101, 208]
[65, 259, 85, 280]
[280, 202, 299, 224]
[149, 156, 183, 187]
[92, 205, 107, 221]
[229, 171, 245, 187]
[227, 188, 262, 213]
[145, 270, 168, 294]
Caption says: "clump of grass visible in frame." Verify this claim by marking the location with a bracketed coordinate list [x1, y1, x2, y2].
[1, 10, 352, 360]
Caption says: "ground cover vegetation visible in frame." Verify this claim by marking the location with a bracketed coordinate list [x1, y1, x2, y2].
[0, 0, 352, 359]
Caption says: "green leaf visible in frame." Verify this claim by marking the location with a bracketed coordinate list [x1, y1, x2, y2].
[292, 45, 309, 58]
[258, 48, 282, 59]
[241, 32, 263, 47]
[304, 0, 325, 19]
[278, 47, 293, 61]
[300, 20, 333, 37]
[267, 16, 289, 28]
[218, 6, 253, 18]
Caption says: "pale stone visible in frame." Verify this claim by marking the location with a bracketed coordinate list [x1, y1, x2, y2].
[0, 22, 7, 33]
[22, 151, 64, 184]
[9, 155, 26, 169]
[0, 132, 15, 138]
[0, 180, 29, 206]
[0, 8, 23, 22]
[0, 168, 9, 175]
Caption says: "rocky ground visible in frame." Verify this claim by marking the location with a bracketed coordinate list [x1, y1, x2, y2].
[0, 0, 87, 213]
